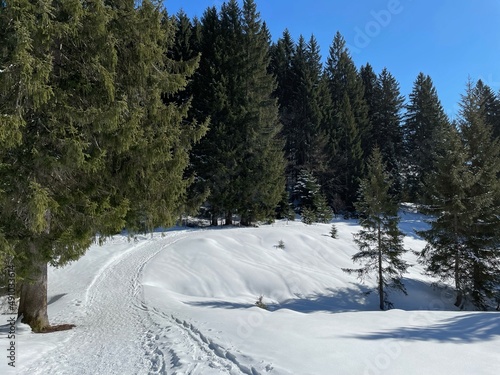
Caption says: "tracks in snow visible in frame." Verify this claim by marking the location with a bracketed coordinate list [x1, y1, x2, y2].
[143, 307, 262, 375]
[21, 230, 262, 375]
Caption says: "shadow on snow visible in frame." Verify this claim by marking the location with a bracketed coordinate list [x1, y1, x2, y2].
[351, 313, 500, 343]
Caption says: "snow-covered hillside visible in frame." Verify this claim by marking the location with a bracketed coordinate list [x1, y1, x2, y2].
[1, 212, 499, 375]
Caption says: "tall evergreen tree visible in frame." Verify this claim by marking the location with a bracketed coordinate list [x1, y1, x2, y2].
[456, 80, 500, 309]
[419, 80, 500, 309]
[0, 0, 203, 331]
[189, 6, 228, 225]
[344, 148, 408, 310]
[324, 32, 367, 211]
[237, 0, 285, 225]
[403, 73, 449, 203]
[191, 0, 284, 226]
[418, 121, 472, 308]
[475, 80, 500, 142]
[371, 68, 405, 198]
[359, 63, 378, 155]
[269, 30, 295, 194]
[284, 35, 330, 194]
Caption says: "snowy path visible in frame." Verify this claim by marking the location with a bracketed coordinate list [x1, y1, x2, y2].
[21, 230, 251, 375]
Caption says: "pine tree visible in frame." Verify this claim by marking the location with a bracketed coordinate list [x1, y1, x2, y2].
[324, 32, 367, 211]
[359, 63, 378, 155]
[190, 0, 285, 226]
[343, 147, 408, 310]
[418, 80, 500, 309]
[330, 224, 338, 239]
[403, 73, 449, 203]
[475, 80, 500, 141]
[456, 80, 500, 309]
[417, 121, 472, 309]
[371, 68, 405, 198]
[189, 5, 228, 225]
[294, 170, 332, 224]
[1, 0, 203, 331]
[234, 0, 285, 225]
[283, 35, 330, 195]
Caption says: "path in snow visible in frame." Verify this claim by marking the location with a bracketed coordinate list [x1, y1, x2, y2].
[20, 230, 253, 375]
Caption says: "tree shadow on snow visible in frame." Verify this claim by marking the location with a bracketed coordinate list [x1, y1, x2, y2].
[351, 313, 500, 343]
[187, 284, 378, 313]
[272, 285, 377, 313]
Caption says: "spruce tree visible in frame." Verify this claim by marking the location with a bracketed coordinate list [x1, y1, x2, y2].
[417, 121, 472, 308]
[294, 169, 332, 224]
[359, 63, 378, 155]
[456, 80, 500, 309]
[1, 0, 203, 331]
[324, 32, 367, 211]
[475, 80, 500, 141]
[284, 35, 330, 195]
[419, 80, 500, 309]
[237, 0, 285, 225]
[189, 6, 228, 225]
[344, 147, 408, 310]
[371, 68, 405, 198]
[403, 73, 449, 203]
[191, 0, 284, 226]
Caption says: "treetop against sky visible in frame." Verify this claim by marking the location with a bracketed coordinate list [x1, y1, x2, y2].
[163, 0, 500, 119]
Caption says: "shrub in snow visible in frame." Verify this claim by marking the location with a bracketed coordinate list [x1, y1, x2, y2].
[255, 295, 268, 310]
[330, 224, 338, 239]
[274, 240, 285, 249]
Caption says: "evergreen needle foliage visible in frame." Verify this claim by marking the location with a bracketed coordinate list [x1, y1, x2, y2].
[330, 224, 338, 239]
[0, 0, 205, 331]
[343, 148, 408, 310]
[418, 80, 500, 310]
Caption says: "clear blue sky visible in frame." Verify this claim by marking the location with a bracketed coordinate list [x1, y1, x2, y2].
[163, 0, 500, 119]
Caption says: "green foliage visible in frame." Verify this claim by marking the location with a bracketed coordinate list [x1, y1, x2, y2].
[330, 224, 338, 239]
[324, 32, 367, 211]
[344, 148, 408, 310]
[301, 207, 315, 225]
[275, 191, 295, 220]
[403, 73, 449, 203]
[370, 68, 405, 199]
[255, 295, 268, 310]
[190, 0, 285, 226]
[0, 0, 203, 283]
[274, 240, 285, 249]
[418, 80, 500, 310]
[294, 170, 332, 224]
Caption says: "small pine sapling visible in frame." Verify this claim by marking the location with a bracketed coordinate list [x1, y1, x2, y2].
[274, 240, 285, 249]
[330, 224, 338, 239]
[255, 295, 268, 310]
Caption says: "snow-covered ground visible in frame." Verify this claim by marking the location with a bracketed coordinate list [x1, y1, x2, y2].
[1, 211, 499, 374]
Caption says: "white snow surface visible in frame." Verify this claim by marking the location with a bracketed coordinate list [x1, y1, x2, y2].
[1, 211, 499, 374]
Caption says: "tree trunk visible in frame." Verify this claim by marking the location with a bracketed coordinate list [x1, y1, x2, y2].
[453, 217, 463, 309]
[211, 214, 218, 227]
[225, 211, 233, 226]
[454, 246, 463, 308]
[240, 216, 252, 227]
[378, 223, 384, 310]
[18, 253, 50, 333]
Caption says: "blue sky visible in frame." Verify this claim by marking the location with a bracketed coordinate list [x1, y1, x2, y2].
[163, 0, 500, 119]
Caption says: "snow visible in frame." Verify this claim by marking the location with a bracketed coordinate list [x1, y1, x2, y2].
[1, 212, 499, 374]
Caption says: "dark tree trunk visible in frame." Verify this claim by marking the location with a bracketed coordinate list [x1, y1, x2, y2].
[211, 214, 218, 226]
[225, 211, 233, 226]
[378, 223, 384, 310]
[18, 253, 49, 333]
[240, 216, 252, 227]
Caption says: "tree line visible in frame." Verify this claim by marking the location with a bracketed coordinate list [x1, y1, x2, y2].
[0, 0, 499, 331]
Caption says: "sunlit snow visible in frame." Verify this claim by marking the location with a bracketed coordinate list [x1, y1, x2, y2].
[1, 210, 499, 374]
